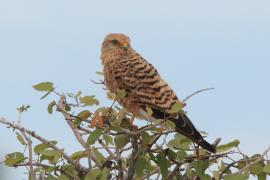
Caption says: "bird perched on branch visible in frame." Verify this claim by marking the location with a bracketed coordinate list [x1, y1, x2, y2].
[100, 33, 216, 153]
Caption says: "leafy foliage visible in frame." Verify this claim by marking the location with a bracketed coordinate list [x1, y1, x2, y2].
[1, 81, 270, 180]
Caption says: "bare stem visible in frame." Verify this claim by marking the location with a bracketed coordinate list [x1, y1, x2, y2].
[182, 88, 215, 103]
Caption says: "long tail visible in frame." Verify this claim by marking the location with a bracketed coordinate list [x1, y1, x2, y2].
[171, 113, 216, 153]
[151, 108, 216, 153]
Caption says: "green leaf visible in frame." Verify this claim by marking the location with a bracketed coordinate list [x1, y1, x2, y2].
[176, 150, 187, 161]
[116, 89, 126, 100]
[77, 110, 92, 119]
[87, 129, 102, 145]
[257, 173, 267, 180]
[249, 163, 264, 175]
[135, 156, 147, 177]
[40, 149, 58, 156]
[167, 133, 192, 150]
[164, 148, 177, 162]
[192, 160, 209, 177]
[199, 174, 212, 180]
[103, 135, 113, 146]
[146, 107, 153, 116]
[223, 174, 249, 180]
[114, 134, 130, 149]
[263, 164, 270, 174]
[39, 150, 63, 164]
[34, 141, 57, 154]
[217, 140, 240, 152]
[61, 165, 78, 177]
[16, 132, 26, 145]
[46, 174, 55, 180]
[71, 151, 88, 160]
[33, 82, 54, 91]
[47, 101, 56, 114]
[101, 167, 110, 180]
[4, 152, 25, 167]
[166, 120, 175, 129]
[96, 71, 104, 76]
[141, 132, 151, 148]
[92, 149, 105, 163]
[170, 101, 183, 114]
[46, 166, 59, 173]
[85, 169, 101, 180]
[156, 154, 170, 178]
[79, 96, 99, 106]
[58, 174, 69, 180]
[74, 110, 92, 127]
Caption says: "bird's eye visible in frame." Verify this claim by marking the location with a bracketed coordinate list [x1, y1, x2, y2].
[111, 40, 119, 45]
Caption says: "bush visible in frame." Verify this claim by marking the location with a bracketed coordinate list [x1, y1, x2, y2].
[0, 81, 269, 180]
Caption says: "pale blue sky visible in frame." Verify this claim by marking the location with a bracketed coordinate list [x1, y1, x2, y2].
[0, 0, 270, 179]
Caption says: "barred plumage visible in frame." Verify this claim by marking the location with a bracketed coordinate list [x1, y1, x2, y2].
[101, 33, 215, 153]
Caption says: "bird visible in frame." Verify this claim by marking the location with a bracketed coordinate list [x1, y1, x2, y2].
[100, 33, 216, 153]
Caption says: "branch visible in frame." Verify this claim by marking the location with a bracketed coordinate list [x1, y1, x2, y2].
[182, 88, 215, 103]
[15, 162, 78, 180]
[119, 121, 165, 136]
[116, 148, 124, 180]
[126, 133, 141, 180]
[56, 94, 102, 169]
[16, 108, 35, 180]
[141, 167, 160, 180]
[20, 132, 35, 180]
[230, 145, 270, 176]
[0, 117, 88, 174]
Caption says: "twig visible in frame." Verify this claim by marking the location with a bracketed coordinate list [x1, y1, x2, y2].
[16, 108, 35, 180]
[230, 145, 270, 176]
[90, 79, 105, 85]
[15, 162, 78, 180]
[219, 161, 238, 179]
[120, 121, 165, 136]
[182, 88, 215, 103]
[98, 139, 114, 155]
[141, 167, 160, 180]
[0, 117, 88, 174]
[20, 132, 35, 180]
[126, 134, 140, 180]
[116, 148, 124, 180]
[57, 95, 102, 169]
[236, 146, 249, 166]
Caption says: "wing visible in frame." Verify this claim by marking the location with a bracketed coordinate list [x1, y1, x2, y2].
[109, 51, 215, 153]
[114, 51, 179, 114]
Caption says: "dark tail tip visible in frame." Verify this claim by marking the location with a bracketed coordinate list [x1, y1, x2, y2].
[197, 139, 216, 153]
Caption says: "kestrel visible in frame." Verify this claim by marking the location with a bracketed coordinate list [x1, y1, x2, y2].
[101, 33, 216, 153]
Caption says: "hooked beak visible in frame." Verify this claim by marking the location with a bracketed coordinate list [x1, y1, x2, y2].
[121, 43, 130, 50]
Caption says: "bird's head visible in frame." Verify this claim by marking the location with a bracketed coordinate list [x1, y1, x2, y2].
[101, 33, 131, 55]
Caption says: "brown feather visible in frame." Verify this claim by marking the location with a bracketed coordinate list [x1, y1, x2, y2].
[101, 33, 216, 153]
